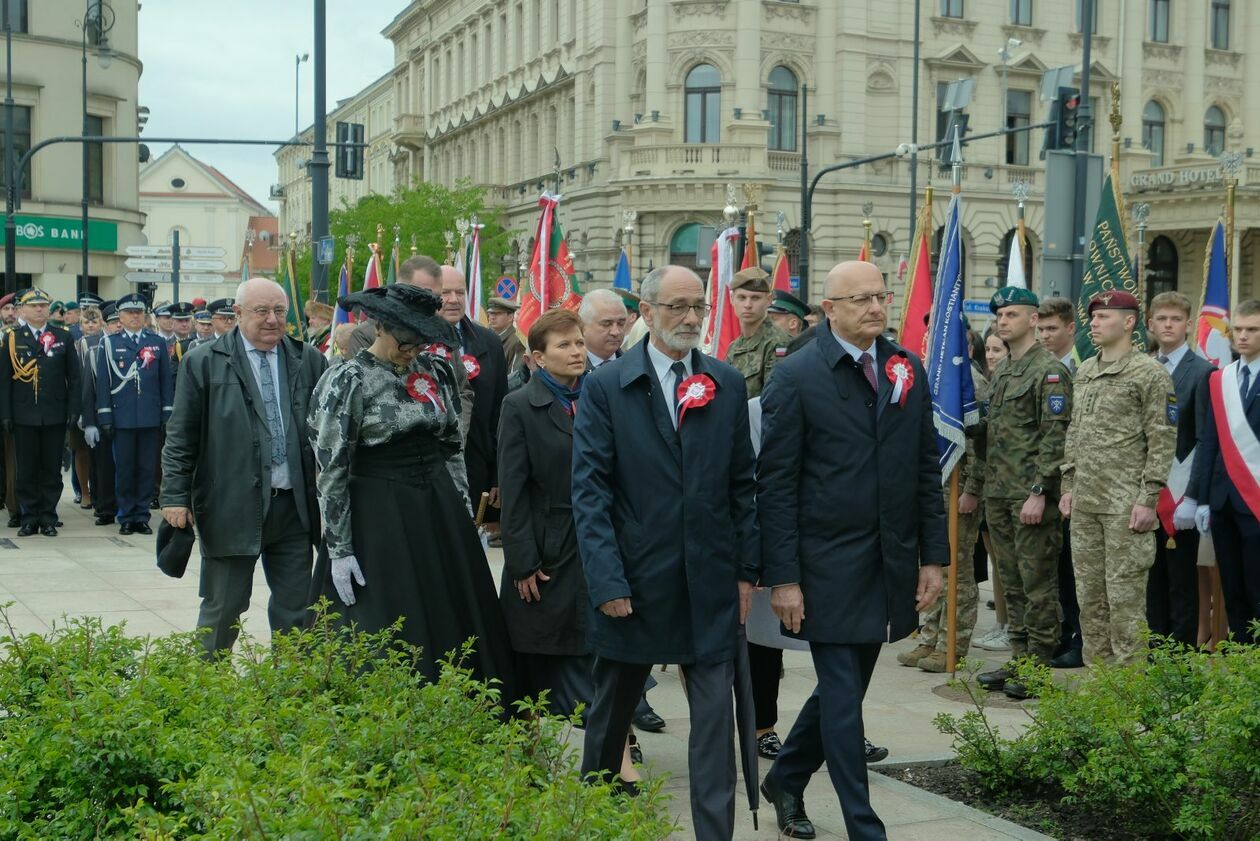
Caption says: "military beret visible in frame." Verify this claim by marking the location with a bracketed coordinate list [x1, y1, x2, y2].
[989, 285, 1040, 314]
[730, 267, 771, 293]
[485, 297, 520, 313]
[0, 293, 12, 308]
[169, 302, 196, 319]
[208, 298, 236, 316]
[1087, 290, 1140, 315]
[116, 293, 149, 313]
[191, 297, 207, 308]
[17, 288, 51, 306]
[64, 301, 79, 312]
[768, 289, 809, 321]
[49, 300, 66, 314]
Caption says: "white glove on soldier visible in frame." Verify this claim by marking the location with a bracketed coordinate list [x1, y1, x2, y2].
[1173, 498, 1198, 532]
[83, 426, 100, 448]
[331, 555, 366, 606]
[1194, 505, 1211, 534]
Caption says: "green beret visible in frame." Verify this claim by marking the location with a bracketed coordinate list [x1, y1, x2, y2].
[768, 289, 809, 321]
[989, 285, 1040, 314]
[64, 301, 80, 312]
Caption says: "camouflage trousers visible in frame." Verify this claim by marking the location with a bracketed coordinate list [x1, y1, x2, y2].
[985, 497, 1063, 663]
[1070, 510, 1156, 666]
[920, 505, 982, 655]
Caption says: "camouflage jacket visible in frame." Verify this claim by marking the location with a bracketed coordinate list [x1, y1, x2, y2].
[960, 364, 990, 497]
[725, 319, 791, 399]
[974, 343, 1072, 500]
[1062, 349, 1176, 514]
[308, 350, 467, 560]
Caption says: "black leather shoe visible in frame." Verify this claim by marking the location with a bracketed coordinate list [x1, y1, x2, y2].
[760, 774, 816, 840]
[132, 523, 153, 535]
[17, 523, 37, 537]
[633, 709, 666, 733]
[1050, 649, 1084, 669]
[614, 779, 641, 798]
[40, 525, 57, 537]
[7, 515, 19, 528]
[864, 738, 889, 763]
[94, 514, 115, 526]
[977, 667, 1013, 691]
[54, 520, 62, 527]
[119, 522, 135, 535]
[1003, 680, 1036, 700]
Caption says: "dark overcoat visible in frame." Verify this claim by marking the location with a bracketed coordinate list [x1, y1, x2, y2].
[572, 341, 759, 665]
[496, 374, 588, 655]
[160, 329, 327, 558]
[460, 316, 508, 503]
[0, 323, 79, 427]
[757, 326, 948, 644]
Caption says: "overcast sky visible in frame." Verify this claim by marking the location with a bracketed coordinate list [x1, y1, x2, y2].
[138, 1, 402, 213]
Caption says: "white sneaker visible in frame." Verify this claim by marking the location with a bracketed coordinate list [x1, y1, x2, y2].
[973, 625, 1011, 651]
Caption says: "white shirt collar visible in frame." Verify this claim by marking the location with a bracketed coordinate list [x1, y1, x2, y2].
[830, 328, 876, 363]
[646, 339, 692, 384]
[239, 333, 272, 355]
[1158, 342, 1189, 373]
[1239, 355, 1260, 379]
[587, 349, 615, 368]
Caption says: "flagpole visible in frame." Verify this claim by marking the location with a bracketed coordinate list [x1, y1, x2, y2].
[623, 210, 636, 281]
[1221, 151, 1242, 312]
[945, 126, 963, 676]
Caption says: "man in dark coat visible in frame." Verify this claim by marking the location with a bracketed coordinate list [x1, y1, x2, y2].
[0, 288, 80, 536]
[573, 265, 758, 841]
[161, 278, 328, 656]
[757, 261, 946, 841]
[440, 265, 508, 523]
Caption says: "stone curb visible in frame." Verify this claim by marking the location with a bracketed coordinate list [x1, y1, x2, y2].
[870, 763, 1055, 841]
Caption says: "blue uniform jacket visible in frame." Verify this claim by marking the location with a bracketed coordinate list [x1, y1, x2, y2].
[94, 329, 175, 429]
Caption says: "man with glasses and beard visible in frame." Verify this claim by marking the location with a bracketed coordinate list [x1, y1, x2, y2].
[573, 265, 759, 840]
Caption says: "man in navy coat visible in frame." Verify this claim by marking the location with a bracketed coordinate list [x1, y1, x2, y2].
[757, 261, 946, 841]
[573, 265, 758, 841]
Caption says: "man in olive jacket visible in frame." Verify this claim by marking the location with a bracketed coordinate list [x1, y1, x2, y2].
[161, 279, 328, 655]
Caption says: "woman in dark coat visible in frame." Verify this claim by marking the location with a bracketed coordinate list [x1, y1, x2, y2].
[308, 284, 515, 697]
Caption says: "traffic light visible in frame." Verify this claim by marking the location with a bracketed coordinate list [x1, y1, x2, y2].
[1043, 86, 1081, 155]
[335, 121, 365, 180]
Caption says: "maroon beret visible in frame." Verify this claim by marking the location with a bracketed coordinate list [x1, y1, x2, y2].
[1087, 290, 1140, 315]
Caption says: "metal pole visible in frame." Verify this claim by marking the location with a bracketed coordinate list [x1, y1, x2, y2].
[171, 227, 180, 305]
[908, 0, 921, 246]
[295, 55, 300, 138]
[4, 2, 16, 296]
[309, 0, 330, 302]
[1069, 0, 1094, 300]
[81, 0, 89, 299]
[798, 84, 809, 300]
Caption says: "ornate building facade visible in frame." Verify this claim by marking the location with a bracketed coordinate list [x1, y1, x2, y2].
[279, 0, 1259, 323]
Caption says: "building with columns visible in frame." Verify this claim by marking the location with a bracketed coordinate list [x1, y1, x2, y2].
[277, 0, 1258, 325]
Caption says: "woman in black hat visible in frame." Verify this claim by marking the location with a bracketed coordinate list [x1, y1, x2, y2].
[308, 284, 515, 694]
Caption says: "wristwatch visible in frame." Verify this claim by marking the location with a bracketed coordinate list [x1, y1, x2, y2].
[1030, 484, 1045, 496]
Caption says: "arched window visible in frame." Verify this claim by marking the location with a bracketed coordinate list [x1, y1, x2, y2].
[997, 228, 1034, 287]
[767, 66, 797, 151]
[1204, 106, 1226, 156]
[1142, 101, 1166, 167]
[684, 64, 721, 144]
[669, 223, 703, 273]
[1147, 236, 1178, 301]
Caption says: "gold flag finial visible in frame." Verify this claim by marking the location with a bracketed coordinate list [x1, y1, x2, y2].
[1108, 81, 1122, 138]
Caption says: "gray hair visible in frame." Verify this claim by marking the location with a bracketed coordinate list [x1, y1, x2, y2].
[640, 265, 701, 303]
[578, 288, 627, 323]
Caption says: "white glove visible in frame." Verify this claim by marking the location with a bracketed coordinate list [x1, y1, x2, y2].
[330, 555, 365, 606]
[83, 426, 100, 448]
[1173, 498, 1198, 532]
[1194, 505, 1212, 534]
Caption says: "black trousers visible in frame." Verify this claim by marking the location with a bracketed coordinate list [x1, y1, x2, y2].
[91, 432, 117, 519]
[1210, 504, 1260, 643]
[582, 656, 735, 841]
[1147, 526, 1201, 646]
[768, 641, 885, 841]
[14, 424, 65, 526]
[195, 490, 313, 655]
[1057, 519, 1081, 653]
[747, 641, 783, 730]
[113, 427, 158, 525]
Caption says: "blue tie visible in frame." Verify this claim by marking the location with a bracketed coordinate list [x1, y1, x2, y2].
[1242, 365, 1253, 403]
[252, 349, 286, 465]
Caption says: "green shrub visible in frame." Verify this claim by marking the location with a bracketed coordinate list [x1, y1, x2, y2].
[0, 603, 675, 840]
[936, 641, 1260, 840]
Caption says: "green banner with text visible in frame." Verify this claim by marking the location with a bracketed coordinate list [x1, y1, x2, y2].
[14, 214, 119, 252]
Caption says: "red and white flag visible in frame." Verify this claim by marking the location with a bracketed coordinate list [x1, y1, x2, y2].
[703, 227, 741, 360]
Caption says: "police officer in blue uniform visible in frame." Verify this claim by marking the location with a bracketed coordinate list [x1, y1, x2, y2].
[86, 293, 174, 535]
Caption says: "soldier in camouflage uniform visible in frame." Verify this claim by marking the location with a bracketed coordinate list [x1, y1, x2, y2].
[972, 287, 1072, 698]
[725, 267, 791, 399]
[1060, 291, 1176, 666]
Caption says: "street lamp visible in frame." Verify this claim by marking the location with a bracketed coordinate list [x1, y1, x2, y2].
[80, 0, 114, 299]
[295, 53, 309, 138]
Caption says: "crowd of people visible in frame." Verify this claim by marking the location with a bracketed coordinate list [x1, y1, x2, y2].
[1, 253, 1257, 841]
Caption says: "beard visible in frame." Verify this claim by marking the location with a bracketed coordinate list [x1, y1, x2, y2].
[656, 322, 700, 353]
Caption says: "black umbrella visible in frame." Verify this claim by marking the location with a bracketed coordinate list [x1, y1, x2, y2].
[734, 625, 760, 830]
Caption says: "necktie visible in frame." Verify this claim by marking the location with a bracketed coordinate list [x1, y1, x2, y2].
[670, 360, 687, 425]
[252, 349, 286, 465]
[1242, 364, 1253, 403]
[859, 352, 878, 392]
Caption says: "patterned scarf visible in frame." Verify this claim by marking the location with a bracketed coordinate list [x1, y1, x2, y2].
[537, 369, 583, 416]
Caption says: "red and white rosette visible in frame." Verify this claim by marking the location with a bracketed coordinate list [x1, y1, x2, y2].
[885, 355, 914, 408]
[405, 372, 445, 412]
[461, 354, 481, 381]
[675, 373, 716, 426]
[423, 343, 451, 360]
[39, 331, 56, 356]
[138, 346, 158, 369]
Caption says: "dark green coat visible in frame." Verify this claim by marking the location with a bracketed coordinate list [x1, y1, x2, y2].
[160, 329, 328, 558]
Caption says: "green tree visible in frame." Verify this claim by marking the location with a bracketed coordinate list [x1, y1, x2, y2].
[293, 181, 514, 309]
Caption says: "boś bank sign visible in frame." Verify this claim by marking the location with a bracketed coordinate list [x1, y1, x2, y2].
[14, 214, 118, 252]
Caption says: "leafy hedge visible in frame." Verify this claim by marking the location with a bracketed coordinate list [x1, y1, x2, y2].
[0, 605, 674, 840]
[935, 639, 1260, 840]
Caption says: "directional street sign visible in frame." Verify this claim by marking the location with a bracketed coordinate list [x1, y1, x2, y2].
[180, 259, 226, 271]
[125, 272, 224, 284]
[124, 245, 170, 257]
[182, 273, 225, 283]
[182, 246, 226, 258]
[123, 257, 226, 271]
[124, 245, 227, 259]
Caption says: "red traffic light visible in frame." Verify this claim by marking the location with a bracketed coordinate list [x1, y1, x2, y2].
[1064, 95, 1080, 110]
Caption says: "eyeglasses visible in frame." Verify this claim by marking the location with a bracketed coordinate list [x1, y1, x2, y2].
[825, 291, 894, 308]
[244, 306, 288, 319]
[649, 301, 711, 317]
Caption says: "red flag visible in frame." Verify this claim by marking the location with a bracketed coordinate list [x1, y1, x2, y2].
[770, 248, 791, 293]
[517, 194, 581, 340]
[742, 212, 758, 270]
[898, 203, 933, 361]
[704, 227, 741, 359]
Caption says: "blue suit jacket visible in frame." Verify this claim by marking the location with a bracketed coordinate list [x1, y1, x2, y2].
[94, 329, 175, 429]
[1192, 360, 1260, 513]
[757, 326, 947, 644]
[572, 340, 759, 665]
